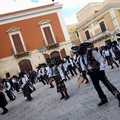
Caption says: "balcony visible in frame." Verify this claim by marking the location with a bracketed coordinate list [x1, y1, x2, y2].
[11, 47, 29, 58]
[88, 30, 111, 43]
[44, 36, 59, 49]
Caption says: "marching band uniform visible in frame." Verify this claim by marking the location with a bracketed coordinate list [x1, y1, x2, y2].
[62, 61, 70, 80]
[112, 41, 120, 63]
[65, 56, 77, 76]
[78, 42, 120, 106]
[37, 67, 47, 85]
[19, 73, 33, 101]
[0, 83, 8, 114]
[51, 62, 69, 100]
[46, 65, 54, 88]
[4, 79, 16, 101]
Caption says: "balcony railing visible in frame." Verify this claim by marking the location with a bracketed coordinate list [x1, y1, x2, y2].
[88, 30, 111, 43]
[11, 46, 29, 58]
[44, 36, 59, 49]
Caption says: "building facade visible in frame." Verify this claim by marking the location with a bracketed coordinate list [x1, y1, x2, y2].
[76, 0, 120, 48]
[0, 3, 71, 77]
[67, 24, 80, 46]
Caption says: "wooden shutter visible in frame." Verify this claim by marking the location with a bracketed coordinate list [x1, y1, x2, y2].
[85, 30, 90, 40]
[60, 48, 67, 59]
[43, 27, 54, 45]
[99, 21, 106, 32]
[12, 34, 24, 53]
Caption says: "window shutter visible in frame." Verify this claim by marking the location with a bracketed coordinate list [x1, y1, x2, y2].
[43, 27, 55, 45]
[99, 21, 106, 32]
[12, 34, 24, 53]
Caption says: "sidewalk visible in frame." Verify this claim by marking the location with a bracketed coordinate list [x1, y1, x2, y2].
[0, 66, 120, 120]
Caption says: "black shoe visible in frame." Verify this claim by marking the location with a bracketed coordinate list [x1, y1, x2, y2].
[118, 100, 120, 107]
[33, 88, 36, 91]
[98, 100, 108, 106]
[85, 81, 89, 84]
[65, 95, 70, 100]
[111, 67, 114, 69]
[1, 109, 8, 115]
[25, 98, 29, 101]
[60, 96, 65, 100]
[29, 97, 33, 101]
[50, 85, 54, 88]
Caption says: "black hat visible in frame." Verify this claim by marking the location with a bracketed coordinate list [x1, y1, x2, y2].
[71, 42, 93, 52]
[71, 46, 79, 51]
[79, 42, 93, 48]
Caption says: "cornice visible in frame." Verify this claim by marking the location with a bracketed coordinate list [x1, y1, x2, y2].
[0, 4, 63, 25]
[77, 3, 120, 30]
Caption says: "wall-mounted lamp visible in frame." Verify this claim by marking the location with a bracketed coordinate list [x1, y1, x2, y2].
[38, 47, 46, 55]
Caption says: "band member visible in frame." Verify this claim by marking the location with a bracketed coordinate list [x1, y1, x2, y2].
[65, 56, 77, 76]
[4, 73, 16, 101]
[112, 41, 120, 63]
[103, 45, 119, 69]
[37, 64, 47, 85]
[12, 75, 20, 93]
[71, 48, 89, 84]
[19, 72, 33, 101]
[61, 60, 70, 81]
[50, 58, 70, 100]
[0, 81, 8, 114]
[74, 42, 120, 107]
[46, 64, 54, 88]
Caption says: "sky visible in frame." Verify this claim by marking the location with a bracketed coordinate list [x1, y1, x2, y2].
[0, 0, 105, 25]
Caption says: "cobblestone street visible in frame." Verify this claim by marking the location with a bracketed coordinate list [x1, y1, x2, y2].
[0, 66, 120, 120]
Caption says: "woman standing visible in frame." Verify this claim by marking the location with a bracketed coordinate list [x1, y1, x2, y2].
[0, 81, 8, 114]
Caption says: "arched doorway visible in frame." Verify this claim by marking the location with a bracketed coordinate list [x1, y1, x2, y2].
[50, 51, 61, 64]
[50, 51, 61, 60]
[60, 48, 67, 59]
[18, 59, 33, 73]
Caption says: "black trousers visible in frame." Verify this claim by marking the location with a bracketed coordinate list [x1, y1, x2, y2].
[88, 70, 120, 101]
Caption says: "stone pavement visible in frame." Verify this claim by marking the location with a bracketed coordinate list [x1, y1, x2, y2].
[0, 66, 120, 120]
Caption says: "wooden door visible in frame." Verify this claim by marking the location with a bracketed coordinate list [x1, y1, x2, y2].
[19, 59, 32, 73]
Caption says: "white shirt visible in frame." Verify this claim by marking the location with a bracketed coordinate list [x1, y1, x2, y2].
[5, 82, 11, 91]
[57, 64, 66, 80]
[21, 77, 27, 88]
[46, 67, 53, 78]
[66, 58, 74, 67]
[63, 63, 68, 71]
[80, 50, 106, 72]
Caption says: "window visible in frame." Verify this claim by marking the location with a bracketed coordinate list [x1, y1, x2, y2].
[7, 27, 27, 54]
[43, 26, 55, 45]
[99, 21, 106, 32]
[39, 20, 56, 46]
[12, 34, 25, 53]
[85, 30, 90, 40]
